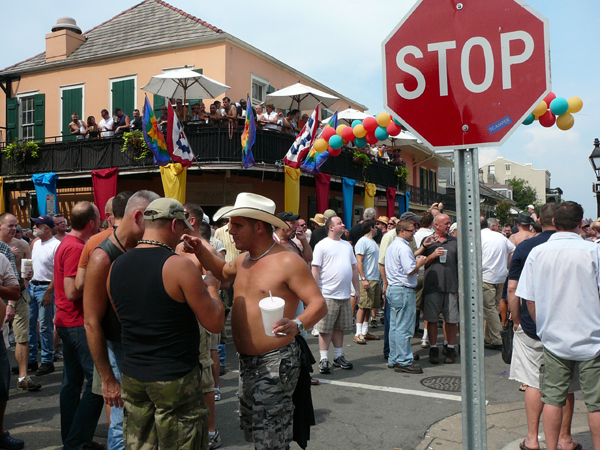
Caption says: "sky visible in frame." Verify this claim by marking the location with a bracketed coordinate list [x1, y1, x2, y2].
[2, 0, 599, 216]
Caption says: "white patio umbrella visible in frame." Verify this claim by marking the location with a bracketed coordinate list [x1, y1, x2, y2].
[381, 130, 419, 147]
[265, 82, 339, 111]
[321, 107, 371, 124]
[141, 68, 231, 105]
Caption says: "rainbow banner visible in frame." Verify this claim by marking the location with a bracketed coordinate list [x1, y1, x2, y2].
[142, 94, 170, 166]
[301, 110, 338, 174]
[241, 95, 256, 168]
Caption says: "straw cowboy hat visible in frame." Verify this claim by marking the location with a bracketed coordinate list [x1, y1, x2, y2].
[213, 193, 289, 229]
[310, 214, 326, 227]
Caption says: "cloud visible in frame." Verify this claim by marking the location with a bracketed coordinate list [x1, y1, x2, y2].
[478, 148, 500, 167]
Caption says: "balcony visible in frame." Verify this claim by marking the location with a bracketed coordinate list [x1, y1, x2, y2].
[0, 127, 399, 188]
[407, 183, 456, 212]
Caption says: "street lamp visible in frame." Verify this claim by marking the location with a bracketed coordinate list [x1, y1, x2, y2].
[589, 138, 600, 217]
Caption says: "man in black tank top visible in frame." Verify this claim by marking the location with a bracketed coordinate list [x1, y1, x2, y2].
[108, 198, 225, 450]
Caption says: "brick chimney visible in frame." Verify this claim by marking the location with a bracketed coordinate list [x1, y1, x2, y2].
[45, 17, 85, 62]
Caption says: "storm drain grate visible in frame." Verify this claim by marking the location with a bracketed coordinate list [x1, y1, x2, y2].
[420, 375, 462, 392]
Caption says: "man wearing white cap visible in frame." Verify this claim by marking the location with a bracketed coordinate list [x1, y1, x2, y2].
[184, 193, 327, 450]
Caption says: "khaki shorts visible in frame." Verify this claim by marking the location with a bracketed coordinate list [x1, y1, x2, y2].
[13, 290, 30, 344]
[314, 298, 353, 333]
[540, 347, 600, 412]
[423, 292, 460, 324]
[210, 332, 221, 350]
[509, 326, 579, 392]
[358, 280, 382, 310]
[201, 361, 214, 394]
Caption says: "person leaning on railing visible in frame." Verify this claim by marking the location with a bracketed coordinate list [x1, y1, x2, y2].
[86, 116, 101, 139]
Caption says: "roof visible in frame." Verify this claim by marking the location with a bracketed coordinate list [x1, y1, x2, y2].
[0, 0, 224, 75]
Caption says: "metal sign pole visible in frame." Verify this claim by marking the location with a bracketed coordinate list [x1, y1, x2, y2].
[454, 147, 487, 449]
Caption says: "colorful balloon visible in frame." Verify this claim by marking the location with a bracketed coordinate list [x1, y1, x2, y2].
[354, 137, 367, 148]
[328, 146, 342, 157]
[374, 126, 389, 141]
[393, 117, 402, 126]
[336, 124, 347, 136]
[353, 124, 367, 138]
[522, 113, 535, 125]
[363, 116, 378, 133]
[365, 132, 379, 145]
[387, 122, 402, 136]
[556, 112, 574, 131]
[321, 127, 337, 141]
[538, 110, 556, 128]
[549, 97, 569, 116]
[543, 92, 556, 106]
[329, 135, 343, 150]
[351, 120, 363, 128]
[314, 138, 328, 153]
[376, 112, 391, 128]
[532, 101, 547, 117]
[341, 126, 355, 142]
[567, 97, 583, 114]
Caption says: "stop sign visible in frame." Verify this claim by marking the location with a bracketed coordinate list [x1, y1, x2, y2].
[382, 0, 550, 150]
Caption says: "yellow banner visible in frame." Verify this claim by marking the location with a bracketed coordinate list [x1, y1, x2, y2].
[284, 166, 301, 214]
[364, 182, 376, 209]
[160, 163, 187, 204]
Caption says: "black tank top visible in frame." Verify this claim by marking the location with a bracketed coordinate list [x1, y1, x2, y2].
[109, 246, 200, 382]
[97, 236, 124, 343]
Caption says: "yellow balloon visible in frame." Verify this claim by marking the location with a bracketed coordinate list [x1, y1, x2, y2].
[336, 124, 347, 137]
[556, 112, 574, 131]
[532, 101, 547, 117]
[353, 124, 367, 138]
[376, 112, 391, 128]
[567, 97, 583, 114]
[314, 138, 328, 153]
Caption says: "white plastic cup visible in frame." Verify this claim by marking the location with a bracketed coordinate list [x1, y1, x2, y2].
[259, 296, 285, 336]
[21, 259, 33, 278]
[439, 249, 447, 263]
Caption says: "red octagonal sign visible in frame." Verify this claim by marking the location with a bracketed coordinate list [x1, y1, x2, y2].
[382, 0, 550, 150]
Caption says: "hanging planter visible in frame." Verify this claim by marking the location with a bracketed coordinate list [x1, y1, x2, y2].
[121, 131, 151, 160]
[2, 140, 40, 164]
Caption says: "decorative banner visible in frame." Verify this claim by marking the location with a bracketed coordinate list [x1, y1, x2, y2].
[284, 104, 320, 169]
[32, 173, 57, 216]
[301, 110, 338, 174]
[315, 173, 331, 214]
[284, 166, 301, 214]
[167, 102, 194, 167]
[386, 187, 397, 218]
[92, 168, 118, 221]
[241, 95, 256, 169]
[342, 177, 355, 229]
[142, 94, 170, 166]
[364, 183, 376, 209]
[160, 163, 187, 204]
[398, 191, 407, 216]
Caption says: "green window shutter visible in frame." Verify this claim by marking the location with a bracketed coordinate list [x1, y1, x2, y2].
[6, 98, 18, 142]
[61, 88, 83, 141]
[112, 79, 135, 117]
[193, 68, 203, 75]
[420, 167, 427, 189]
[153, 95, 165, 117]
[34, 93, 45, 141]
[267, 85, 275, 94]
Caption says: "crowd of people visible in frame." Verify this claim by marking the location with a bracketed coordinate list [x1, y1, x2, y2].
[0, 191, 597, 450]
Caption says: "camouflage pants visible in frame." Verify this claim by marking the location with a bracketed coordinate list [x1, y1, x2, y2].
[121, 365, 209, 450]
[238, 341, 301, 450]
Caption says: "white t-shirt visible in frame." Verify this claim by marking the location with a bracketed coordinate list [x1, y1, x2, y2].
[414, 228, 433, 248]
[385, 237, 417, 288]
[312, 238, 356, 299]
[99, 117, 114, 137]
[263, 111, 279, 130]
[31, 237, 60, 282]
[0, 253, 18, 288]
[354, 236, 380, 281]
[481, 228, 515, 284]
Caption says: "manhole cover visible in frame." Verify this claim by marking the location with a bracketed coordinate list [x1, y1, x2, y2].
[420, 375, 462, 392]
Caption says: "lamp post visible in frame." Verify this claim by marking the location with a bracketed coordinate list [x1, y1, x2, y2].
[589, 138, 600, 218]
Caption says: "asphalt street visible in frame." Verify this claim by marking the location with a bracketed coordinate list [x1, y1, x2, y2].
[4, 316, 540, 450]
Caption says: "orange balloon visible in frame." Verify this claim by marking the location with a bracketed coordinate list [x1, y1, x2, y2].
[556, 112, 574, 131]
[314, 138, 328, 153]
[353, 124, 367, 138]
[336, 124, 347, 136]
[532, 101, 547, 117]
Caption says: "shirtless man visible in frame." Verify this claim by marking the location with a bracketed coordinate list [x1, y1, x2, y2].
[183, 193, 327, 450]
[69, 113, 86, 139]
[221, 97, 238, 120]
[274, 212, 312, 264]
[510, 212, 535, 247]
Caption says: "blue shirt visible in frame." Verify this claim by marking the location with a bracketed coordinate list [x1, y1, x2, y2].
[508, 230, 554, 340]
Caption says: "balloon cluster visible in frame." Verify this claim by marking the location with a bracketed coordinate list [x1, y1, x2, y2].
[313, 112, 404, 154]
[523, 93, 583, 131]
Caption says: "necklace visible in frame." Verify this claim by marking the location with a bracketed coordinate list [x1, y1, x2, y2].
[137, 239, 174, 252]
[248, 240, 277, 261]
[113, 230, 127, 252]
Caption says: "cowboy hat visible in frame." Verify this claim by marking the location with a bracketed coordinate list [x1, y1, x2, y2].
[213, 193, 289, 229]
[310, 213, 326, 227]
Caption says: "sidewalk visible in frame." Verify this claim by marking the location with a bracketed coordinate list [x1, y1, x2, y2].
[416, 400, 594, 450]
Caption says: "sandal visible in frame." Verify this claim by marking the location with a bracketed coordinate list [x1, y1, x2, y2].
[519, 384, 528, 392]
[519, 440, 540, 450]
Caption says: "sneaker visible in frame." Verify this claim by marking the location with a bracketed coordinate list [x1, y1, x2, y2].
[0, 431, 24, 450]
[394, 363, 423, 374]
[332, 355, 353, 370]
[214, 387, 221, 402]
[311, 328, 319, 337]
[354, 335, 366, 345]
[17, 376, 41, 392]
[53, 352, 63, 362]
[369, 319, 379, 329]
[208, 430, 222, 449]
[484, 342, 503, 350]
[421, 339, 430, 349]
[444, 348, 456, 364]
[363, 332, 380, 341]
[319, 359, 331, 374]
[429, 347, 440, 364]
[35, 362, 55, 376]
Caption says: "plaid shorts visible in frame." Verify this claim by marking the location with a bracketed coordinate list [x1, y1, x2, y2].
[314, 298, 353, 333]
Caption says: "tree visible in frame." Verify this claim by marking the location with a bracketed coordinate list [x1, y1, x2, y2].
[495, 200, 512, 226]
[508, 177, 538, 211]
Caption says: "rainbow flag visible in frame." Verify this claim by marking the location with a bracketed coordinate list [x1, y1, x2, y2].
[301, 110, 338, 174]
[142, 94, 170, 166]
[241, 96, 256, 168]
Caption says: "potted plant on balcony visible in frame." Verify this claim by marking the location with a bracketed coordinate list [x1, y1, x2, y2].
[2, 140, 40, 165]
[395, 165, 409, 190]
[351, 149, 372, 167]
[121, 130, 151, 160]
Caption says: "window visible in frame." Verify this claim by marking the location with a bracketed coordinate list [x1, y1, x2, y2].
[505, 164, 511, 172]
[19, 96, 35, 141]
[251, 74, 270, 105]
[7, 92, 45, 142]
[488, 165, 495, 175]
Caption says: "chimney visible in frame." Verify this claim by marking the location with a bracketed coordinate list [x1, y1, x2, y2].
[45, 17, 85, 63]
